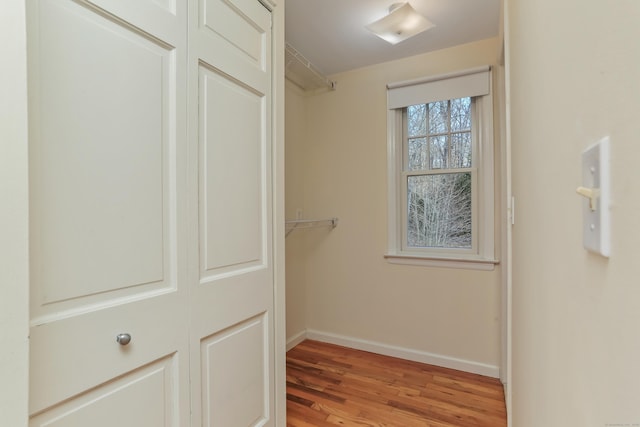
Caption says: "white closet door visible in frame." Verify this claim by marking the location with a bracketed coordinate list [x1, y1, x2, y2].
[187, 0, 275, 426]
[27, 0, 189, 425]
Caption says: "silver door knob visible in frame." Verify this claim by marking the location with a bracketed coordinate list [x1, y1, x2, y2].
[116, 333, 131, 346]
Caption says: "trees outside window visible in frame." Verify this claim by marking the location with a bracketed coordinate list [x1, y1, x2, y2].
[405, 98, 473, 249]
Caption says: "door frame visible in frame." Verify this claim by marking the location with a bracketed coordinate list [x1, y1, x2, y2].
[0, 0, 285, 425]
[0, 1, 29, 426]
[499, 0, 513, 424]
[271, 0, 287, 425]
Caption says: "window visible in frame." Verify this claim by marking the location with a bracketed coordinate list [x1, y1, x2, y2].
[385, 67, 497, 269]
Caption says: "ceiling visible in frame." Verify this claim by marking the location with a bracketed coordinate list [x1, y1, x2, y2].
[285, 0, 501, 76]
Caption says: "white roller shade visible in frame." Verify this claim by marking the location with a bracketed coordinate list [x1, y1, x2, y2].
[387, 66, 491, 109]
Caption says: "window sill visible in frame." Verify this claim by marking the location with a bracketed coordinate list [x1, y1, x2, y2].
[384, 253, 499, 271]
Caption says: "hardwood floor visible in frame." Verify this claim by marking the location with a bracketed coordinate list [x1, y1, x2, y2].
[286, 340, 506, 427]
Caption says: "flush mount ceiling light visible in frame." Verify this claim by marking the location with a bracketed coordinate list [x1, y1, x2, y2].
[366, 2, 435, 45]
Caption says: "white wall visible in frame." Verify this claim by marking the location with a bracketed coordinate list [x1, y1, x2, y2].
[0, 1, 29, 425]
[285, 80, 308, 342]
[285, 38, 504, 372]
[507, 0, 640, 424]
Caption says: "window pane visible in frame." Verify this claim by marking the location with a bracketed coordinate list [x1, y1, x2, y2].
[408, 137, 428, 171]
[428, 101, 449, 134]
[451, 132, 472, 168]
[451, 97, 471, 132]
[429, 135, 448, 169]
[407, 173, 472, 249]
[408, 104, 426, 137]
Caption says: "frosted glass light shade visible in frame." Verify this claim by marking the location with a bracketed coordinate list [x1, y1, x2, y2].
[366, 3, 434, 45]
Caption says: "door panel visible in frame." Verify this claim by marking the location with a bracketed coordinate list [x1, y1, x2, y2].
[30, 355, 178, 427]
[30, 0, 172, 315]
[200, 65, 265, 275]
[200, 314, 269, 427]
[193, 0, 269, 96]
[201, 0, 269, 70]
[29, 294, 186, 414]
[188, 0, 274, 425]
[28, 0, 188, 422]
[149, 0, 178, 15]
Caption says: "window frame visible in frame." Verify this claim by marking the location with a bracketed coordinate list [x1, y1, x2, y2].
[385, 67, 497, 270]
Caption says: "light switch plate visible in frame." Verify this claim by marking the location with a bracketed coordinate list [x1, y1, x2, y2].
[581, 137, 610, 257]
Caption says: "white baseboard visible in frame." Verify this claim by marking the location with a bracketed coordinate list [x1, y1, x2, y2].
[301, 329, 500, 378]
[286, 330, 307, 351]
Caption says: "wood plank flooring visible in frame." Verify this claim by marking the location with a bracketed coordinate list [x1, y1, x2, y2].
[286, 340, 506, 427]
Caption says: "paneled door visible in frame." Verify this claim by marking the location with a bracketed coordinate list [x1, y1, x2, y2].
[27, 0, 190, 425]
[187, 0, 275, 426]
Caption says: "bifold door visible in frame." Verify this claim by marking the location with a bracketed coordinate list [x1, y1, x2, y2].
[187, 0, 275, 425]
[28, 0, 276, 425]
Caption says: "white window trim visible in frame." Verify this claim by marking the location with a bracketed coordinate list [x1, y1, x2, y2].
[385, 67, 498, 270]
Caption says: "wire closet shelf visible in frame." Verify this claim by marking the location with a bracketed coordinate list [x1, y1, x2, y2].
[285, 43, 336, 92]
[285, 218, 338, 237]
